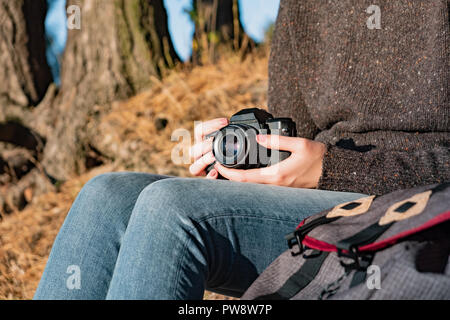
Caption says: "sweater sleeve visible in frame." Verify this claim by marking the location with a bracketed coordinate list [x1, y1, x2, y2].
[267, 0, 318, 140]
[319, 144, 450, 195]
[270, 0, 450, 195]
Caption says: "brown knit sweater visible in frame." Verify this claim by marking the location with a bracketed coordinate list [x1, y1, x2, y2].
[268, 0, 449, 195]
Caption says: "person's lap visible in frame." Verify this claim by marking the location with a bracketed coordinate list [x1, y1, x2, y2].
[34, 172, 365, 300]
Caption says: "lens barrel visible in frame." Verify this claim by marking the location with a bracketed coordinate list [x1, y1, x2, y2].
[212, 124, 259, 169]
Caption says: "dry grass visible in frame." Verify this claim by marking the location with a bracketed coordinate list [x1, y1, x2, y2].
[88, 50, 269, 176]
[0, 50, 269, 299]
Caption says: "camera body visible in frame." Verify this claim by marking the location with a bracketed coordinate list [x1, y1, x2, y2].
[206, 108, 297, 176]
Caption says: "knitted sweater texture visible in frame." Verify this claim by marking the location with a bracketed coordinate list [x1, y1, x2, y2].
[268, 0, 449, 195]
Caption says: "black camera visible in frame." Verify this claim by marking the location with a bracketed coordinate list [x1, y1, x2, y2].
[205, 108, 297, 176]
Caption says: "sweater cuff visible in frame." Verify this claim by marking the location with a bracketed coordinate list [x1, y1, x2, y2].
[318, 145, 375, 195]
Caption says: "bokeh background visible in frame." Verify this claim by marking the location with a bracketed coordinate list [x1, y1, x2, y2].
[46, 0, 279, 81]
[0, 0, 279, 299]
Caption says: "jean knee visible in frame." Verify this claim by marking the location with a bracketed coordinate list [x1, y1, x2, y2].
[80, 173, 131, 203]
[82, 172, 119, 190]
[70, 172, 152, 223]
[133, 178, 210, 225]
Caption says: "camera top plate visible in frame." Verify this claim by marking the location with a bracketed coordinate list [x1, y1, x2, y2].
[229, 108, 273, 130]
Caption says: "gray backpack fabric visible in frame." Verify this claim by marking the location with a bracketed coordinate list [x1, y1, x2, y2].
[242, 183, 450, 300]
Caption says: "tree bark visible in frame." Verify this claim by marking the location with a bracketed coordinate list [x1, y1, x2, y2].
[192, 0, 253, 64]
[39, 0, 180, 181]
[0, 0, 52, 109]
[0, 0, 52, 214]
[0, 0, 179, 212]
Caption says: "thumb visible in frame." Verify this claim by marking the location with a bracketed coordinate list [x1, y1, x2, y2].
[256, 134, 303, 152]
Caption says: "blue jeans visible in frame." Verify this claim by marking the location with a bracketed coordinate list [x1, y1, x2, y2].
[34, 172, 364, 300]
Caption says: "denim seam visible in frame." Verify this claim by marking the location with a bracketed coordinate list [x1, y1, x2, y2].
[173, 227, 197, 299]
[196, 213, 301, 225]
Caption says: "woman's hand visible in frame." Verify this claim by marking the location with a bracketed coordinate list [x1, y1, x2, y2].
[213, 135, 327, 189]
[188, 117, 229, 179]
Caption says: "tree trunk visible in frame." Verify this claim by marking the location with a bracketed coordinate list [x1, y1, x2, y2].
[0, 0, 179, 212]
[39, 0, 180, 181]
[0, 0, 52, 110]
[0, 0, 51, 214]
[192, 0, 253, 64]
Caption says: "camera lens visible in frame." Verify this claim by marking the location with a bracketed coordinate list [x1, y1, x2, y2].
[212, 125, 257, 169]
[222, 134, 240, 157]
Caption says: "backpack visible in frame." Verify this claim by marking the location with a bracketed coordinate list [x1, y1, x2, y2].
[242, 183, 450, 300]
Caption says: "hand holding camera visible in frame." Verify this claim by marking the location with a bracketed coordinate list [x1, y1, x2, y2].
[189, 108, 326, 189]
